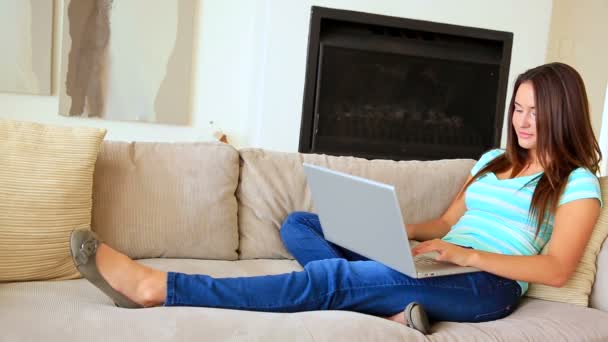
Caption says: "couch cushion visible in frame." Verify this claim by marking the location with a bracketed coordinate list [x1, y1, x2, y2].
[429, 297, 608, 341]
[591, 236, 608, 311]
[0, 259, 423, 341]
[92, 141, 239, 260]
[1, 258, 607, 341]
[527, 177, 608, 307]
[236, 148, 475, 259]
[0, 119, 106, 282]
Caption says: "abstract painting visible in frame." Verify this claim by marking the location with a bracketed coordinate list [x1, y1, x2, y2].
[58, 0, 196, 125]
[0, 0, 53, 95]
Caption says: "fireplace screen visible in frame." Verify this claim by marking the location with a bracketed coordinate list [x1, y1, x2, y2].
[300, 7, 512, 161]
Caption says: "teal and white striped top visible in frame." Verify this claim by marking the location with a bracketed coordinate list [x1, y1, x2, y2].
[442, 149, 603, 294]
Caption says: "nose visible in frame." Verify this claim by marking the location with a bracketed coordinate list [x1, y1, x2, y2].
[520, 112, 532, 127]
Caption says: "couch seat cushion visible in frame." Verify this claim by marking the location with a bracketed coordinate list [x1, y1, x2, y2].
[430, 297, 608, 341]
[1, 259, 607, 341]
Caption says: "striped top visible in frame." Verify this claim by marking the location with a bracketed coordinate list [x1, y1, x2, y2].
[442, 149, 603, 294]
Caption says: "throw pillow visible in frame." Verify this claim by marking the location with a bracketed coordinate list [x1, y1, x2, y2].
[526, 177, 608, 306]
[0, 119, 106, 282]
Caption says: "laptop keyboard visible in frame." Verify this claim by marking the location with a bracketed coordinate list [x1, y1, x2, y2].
[414, 256, 440, 265]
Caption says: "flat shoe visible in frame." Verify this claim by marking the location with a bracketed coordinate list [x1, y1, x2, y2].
[404, 302, 431, 334]
[70, 228, 143, 308]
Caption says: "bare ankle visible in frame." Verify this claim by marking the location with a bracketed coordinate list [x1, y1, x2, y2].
[386, 312, 407, 325]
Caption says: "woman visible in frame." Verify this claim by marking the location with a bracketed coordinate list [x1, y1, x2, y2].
[71, 62, 602, 334]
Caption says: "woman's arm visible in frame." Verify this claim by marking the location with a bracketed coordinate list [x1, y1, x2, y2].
[407, 175, 471, 241]
[413, 198, 601, 287]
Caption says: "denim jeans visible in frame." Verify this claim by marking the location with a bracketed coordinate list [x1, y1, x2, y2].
[165, 212, 521, 322]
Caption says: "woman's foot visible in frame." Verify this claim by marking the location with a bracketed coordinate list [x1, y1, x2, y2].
[95, 243, 167, 307]
[70, 229, 167, 308]
[385, 302, 431, 334]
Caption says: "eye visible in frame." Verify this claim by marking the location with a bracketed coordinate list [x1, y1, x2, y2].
[514, 109, 523, 113]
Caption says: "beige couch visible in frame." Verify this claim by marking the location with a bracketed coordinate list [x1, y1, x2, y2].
[2, 141, 608, 341]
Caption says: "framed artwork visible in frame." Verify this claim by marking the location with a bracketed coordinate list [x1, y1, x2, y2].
[58, 0, 197, 125]
[0, 0, 53, 95]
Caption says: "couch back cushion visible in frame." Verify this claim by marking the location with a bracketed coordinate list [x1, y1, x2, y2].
[236, 148, 475, 259]
[92, 141, 239, 260]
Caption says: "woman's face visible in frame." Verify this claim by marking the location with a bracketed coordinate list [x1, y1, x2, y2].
[512, 81, 538, 153]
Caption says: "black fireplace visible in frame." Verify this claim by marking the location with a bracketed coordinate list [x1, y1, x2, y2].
[299, 7, 513, 161]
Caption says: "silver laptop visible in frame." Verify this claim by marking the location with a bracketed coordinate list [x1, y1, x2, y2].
[302, 163, 479, 278]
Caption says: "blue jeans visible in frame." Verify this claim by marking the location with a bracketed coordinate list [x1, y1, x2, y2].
[165, 212, 521, 322]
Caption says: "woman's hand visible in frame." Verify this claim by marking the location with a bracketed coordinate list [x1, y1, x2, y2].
[411, 239, 476, 267]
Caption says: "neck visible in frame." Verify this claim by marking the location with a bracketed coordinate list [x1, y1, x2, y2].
[527, 149, 539, 165]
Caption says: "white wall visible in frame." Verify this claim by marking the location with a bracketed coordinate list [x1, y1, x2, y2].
[249, 0, 554, 151]
[0, 0, 252, 144]
[0, 0, 198, 142]
[546, 0, 608, 139]
[0, 0, 553, 151]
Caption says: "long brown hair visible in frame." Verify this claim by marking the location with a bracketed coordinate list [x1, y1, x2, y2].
[462, 62, 601, 235]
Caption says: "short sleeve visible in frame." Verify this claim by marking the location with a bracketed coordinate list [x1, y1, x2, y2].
[558, 168, 603, 207]
[470, 149, 505, 176]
